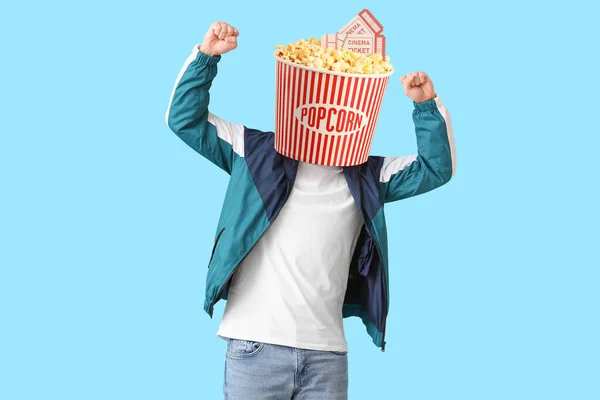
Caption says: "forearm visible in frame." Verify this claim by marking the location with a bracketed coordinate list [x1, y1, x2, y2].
[412, 95, 456, 181]
[165, 44, 245, 174]
[379, 95, 456, 202]
[165, 45, 221, 143]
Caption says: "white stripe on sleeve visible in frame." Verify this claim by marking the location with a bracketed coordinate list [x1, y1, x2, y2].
[380, 155, 418, 183]
[434, 96, 457, 177]
[208, 113, 245, 157]
[165, 44, 201, 125]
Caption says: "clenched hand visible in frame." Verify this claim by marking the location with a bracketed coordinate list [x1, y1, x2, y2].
[200, 21, 239, 57]
[401, 71, 436, 103]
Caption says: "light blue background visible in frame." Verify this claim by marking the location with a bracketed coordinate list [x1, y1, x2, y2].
[1, 0, 599, 399]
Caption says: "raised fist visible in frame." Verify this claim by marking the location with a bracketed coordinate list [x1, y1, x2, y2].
[199, 21, 239, 57]
[400, 71, 436, 103]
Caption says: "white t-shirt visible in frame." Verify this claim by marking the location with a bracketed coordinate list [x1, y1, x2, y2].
[216, 161, 363, 352]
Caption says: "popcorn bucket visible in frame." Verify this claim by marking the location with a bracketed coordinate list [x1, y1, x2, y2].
[274, 56, 393, 166]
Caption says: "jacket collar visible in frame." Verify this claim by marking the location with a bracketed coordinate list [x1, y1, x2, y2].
[281, 156, 360, 189]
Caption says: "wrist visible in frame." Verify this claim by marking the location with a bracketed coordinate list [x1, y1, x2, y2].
[415, 93, 436, 103]
[194, 45, 221, 65]
[413, 95, 438, 111]
[199, 44, 218, 57]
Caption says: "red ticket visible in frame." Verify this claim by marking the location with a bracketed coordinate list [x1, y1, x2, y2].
[338, 8, 384, 36]
[321, 33, 386, 58]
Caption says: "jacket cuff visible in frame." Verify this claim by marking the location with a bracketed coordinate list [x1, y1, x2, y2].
[193, 44, 221, 65]
[413, 95, 441, 112]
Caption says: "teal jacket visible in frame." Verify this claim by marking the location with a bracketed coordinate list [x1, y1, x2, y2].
[165, 45, 457, 351]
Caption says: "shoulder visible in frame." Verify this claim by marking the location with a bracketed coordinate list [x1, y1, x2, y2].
[365, 156, 385, 176]
[244, 128, 277, 159]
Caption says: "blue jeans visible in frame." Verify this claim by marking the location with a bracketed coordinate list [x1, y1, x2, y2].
[223, 338, 349, 399]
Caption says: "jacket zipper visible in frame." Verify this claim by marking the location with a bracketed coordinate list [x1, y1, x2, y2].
[357, 166, 387, 352]
[209, 158, 292, 312]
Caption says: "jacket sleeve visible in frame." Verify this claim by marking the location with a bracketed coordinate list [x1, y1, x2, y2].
[165, 44, 245, 174]
[378, 95, 456, 203]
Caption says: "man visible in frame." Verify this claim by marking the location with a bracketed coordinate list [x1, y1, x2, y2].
[166, 21, 456, 400]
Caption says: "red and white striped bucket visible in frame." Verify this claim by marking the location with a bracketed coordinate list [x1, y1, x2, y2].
[274, 56, 392, 166]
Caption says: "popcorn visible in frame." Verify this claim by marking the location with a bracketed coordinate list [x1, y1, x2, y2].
[275, 38, 392, 75]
